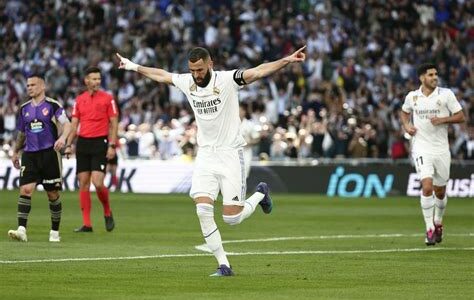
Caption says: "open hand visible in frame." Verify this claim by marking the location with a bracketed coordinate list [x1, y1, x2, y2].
[64, 146, 73, 159]
[430, 116, 444, 126]
[404, 125, 417, 136]
[11, 152, 20, 169]
[54, 137, 66, 151]
[106, 147, 116, 160]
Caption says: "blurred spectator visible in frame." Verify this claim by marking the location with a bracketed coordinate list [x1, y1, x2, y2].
[0, 0, 472, 162]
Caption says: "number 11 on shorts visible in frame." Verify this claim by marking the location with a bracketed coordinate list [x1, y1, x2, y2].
[415, 156, 423, 167]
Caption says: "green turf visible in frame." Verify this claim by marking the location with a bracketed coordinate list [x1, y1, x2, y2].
[0, 190, 472, 299]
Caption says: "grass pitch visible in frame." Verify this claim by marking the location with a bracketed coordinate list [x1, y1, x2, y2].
[0, 190, 472, 299]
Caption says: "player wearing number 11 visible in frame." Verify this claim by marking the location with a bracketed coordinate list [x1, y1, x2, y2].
[400, 63, 465, 246]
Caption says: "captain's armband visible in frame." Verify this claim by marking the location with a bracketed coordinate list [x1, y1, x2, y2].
[233, 69, 247, 86]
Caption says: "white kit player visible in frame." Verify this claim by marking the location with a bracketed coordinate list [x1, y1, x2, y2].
[401, 63, 465, 246]
[117, 46, 306, 276]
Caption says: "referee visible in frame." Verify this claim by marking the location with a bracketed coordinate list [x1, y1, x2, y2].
[65, 67, 118, 233]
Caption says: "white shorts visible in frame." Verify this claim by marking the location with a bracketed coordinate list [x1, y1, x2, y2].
[190, 147, 246, 206]
[412, 151, 451, 186]
[243, 147, 252, 179]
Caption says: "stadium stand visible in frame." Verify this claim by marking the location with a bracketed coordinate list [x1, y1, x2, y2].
[0, 0, 472, 160]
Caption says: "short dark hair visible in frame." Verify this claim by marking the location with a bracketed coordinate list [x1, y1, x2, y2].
[27, 73, 45, 81]
[188, 47, 210, 63]
[417, 63, 437, 76]
[85, 66, 101, 76]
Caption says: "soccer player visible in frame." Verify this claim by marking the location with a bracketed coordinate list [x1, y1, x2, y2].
[8, 74, 71, 242]
[117, 46, 306, 276]
[64, 67, 118, 233]
[400, 63, 465, 246]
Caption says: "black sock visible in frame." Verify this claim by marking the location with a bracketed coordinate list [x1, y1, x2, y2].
[18, 195, 32, 227]
[49, 197, 62, 231]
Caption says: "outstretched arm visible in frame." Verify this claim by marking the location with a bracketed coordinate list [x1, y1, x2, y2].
[116, 53, 173, 85]
[243, 46, 306, 84]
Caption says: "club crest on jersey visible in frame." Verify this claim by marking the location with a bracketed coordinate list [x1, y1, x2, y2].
[190, 83, 197, 92]
[413, 96, 418, 106]
[42, 108, 49, 116]
[436, 99, 441, 106]
[25, 112, 29, 117]
[213, 87, 220, 95]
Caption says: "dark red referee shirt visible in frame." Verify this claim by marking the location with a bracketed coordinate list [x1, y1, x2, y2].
[72, 90, 118, 138]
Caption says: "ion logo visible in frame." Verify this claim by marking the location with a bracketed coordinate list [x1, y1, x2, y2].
[327, 167, 394, 198]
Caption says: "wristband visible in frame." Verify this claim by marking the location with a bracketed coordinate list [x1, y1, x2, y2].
[125, 60, 139, 71]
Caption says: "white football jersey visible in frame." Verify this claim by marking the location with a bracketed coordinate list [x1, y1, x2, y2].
[172, 70, 246, 148]
[402, 86, 462, 154]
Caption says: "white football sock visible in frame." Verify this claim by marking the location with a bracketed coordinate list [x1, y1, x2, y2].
[434, 194, 448, 225]
[241, 192, 264, 219]
[223, 191, 265, 225]
[196, 203, 229, 267]
[420, 195, 435, 231]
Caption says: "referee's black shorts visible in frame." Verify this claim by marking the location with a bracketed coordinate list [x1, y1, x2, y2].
[76, 136, 108, 174]
[20, 148, 63, 191]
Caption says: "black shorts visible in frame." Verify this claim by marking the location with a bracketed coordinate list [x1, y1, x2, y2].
[20, 148, 63, 191]
[76, 136, 108, 174]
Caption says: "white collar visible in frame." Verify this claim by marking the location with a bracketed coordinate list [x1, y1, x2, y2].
[417, 86, 439, 98]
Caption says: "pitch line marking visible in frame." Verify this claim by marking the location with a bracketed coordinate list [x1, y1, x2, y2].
[1, 247, 473, 264]
[194, 233, 474, 252]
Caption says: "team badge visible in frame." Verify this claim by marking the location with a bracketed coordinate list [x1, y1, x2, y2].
[25, 112, 29, 117]
[42, 108, 49, 116]
[436, 99, 441, 106]
[413, 96, 418, 106]
[213, 87, 220, 95]
[190, 83, 197, 92]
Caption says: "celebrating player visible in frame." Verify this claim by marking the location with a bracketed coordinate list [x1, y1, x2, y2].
[117, 45, 306, 276]
[400, 63, 465, 245]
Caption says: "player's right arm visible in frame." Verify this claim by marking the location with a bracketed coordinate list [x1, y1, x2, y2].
[116, 53, 173, 85]
[400, 111, 416, 136]
[400, 93, 417, 136]
[11, 131, 25, 169]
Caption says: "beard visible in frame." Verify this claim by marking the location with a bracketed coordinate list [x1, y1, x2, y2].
[193, 69, 212, 87]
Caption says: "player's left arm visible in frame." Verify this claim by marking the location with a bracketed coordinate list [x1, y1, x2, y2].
[107, 116, 118, 160]
[242, 46, 306, 85]
[430, 91, 465, 125]
[54, 109, 71, 151]
[430, 110, 465, 125]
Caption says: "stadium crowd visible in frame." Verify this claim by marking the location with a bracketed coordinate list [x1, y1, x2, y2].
[0, 0, 473, 161]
